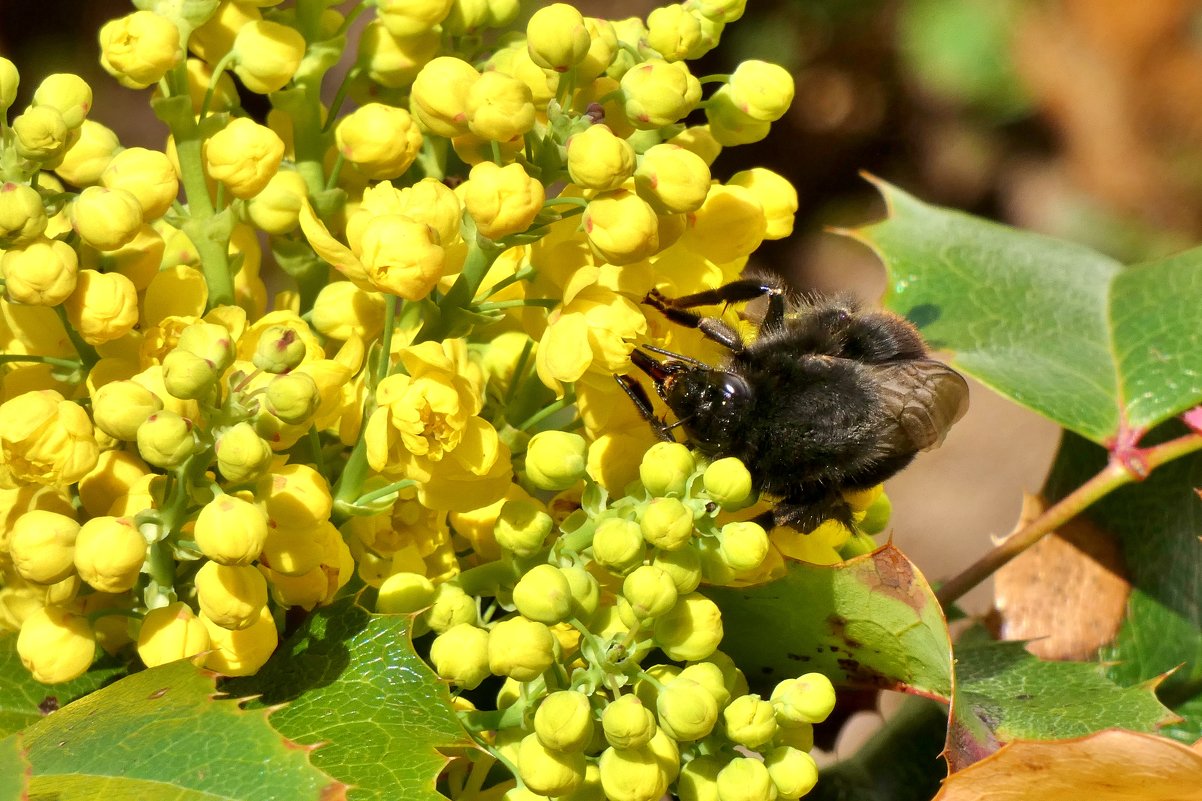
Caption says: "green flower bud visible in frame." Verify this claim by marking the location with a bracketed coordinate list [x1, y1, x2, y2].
[0, 57, 18, 113]
[638, 441, 695, 497]
[723, 695, 777, 749]
[655, 677, 717, 741]
[10, 510, 79, 584]
[526, 3, 590, 72]
[422, 583, 478, 633]
[214, 422, 273, 484]
[252, 324, 307, 374]
[194, 495, 268, 566]
[176, 322, 235, 372]
[488, 615, 556, 682]
[32, 73, 91, 130]
[646, 728, 679, 783]
[697, 535, 737, 585]
[676, 755, 723, 801]
[679, 661, 730, 709]
[377, 571, 436, 614]
[772, 722, 813, 752]
[557, 762, 603, 801]
[162, 349, 220, 401]
[13, 106, 70, 162]
[598, 745, 668, 801]
[622, 565, 678, 621]
[602, 694, 657, 749]
[74, 515, 146, 593]
[429, 623, 491, 689]
[771, 673, 836, 726]
[728, 59, 795, 122]
[718, 521, 769, 573]
[264, 372, 320, 425]
[693, 0, 746, 23]
[696, 650, 747, 702]
[640, 497, 694, 551]
[652, 592, 722, 662]
[716, 757, 775, 801]
[858, 491, 892, 535]
[535, 690, 594, 753]
[705, 86, 771, 146]
[513, 563, 573, 624]
[0, 182, 48, 247]
[633, 663, 679, 711]
[136, 410, 196, 469]
[92, 380, 163, 442]
[764, 746, 818, 799]
[494, 499, 553, 557]
[562, 564, 600, 621]
[518, 732, 585, 796]
[526, 431, 588, 491]
[592, 518, 645, 575]
[650, 546, 701, 595]
[194, 560, 268, 631]
[702, 457, 754, 510]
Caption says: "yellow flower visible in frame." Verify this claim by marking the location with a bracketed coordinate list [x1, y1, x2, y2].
[728, 59, 795, 122]
[99, 10, 181, 89]
[204, 118, 285, 199]
[71, 186, 144, 250]
[621, 59, 701, 129]
[410, 56, 479, 137]
[535, 284, 648, 387]
[246, 170, 308, 235]
[2, 238, 78, 306]
[526, 4, 590, 72]
[377, 0, 453, 36]
[100, 147, 178, 220]
[64, 270, 139, 346]
[137, 602, 210, 667]
[53, 119, 120, 186]
[358, 214, 446, 299]
[357, 21, 441, 89]
[12, 107, 69, 163]
[584, 188, 661, 265]
[232, 20, 305, 94]
[335, 103, 423, 180]
[728, 167, 797, 240]
[464, 161, 545, 240]
[0, 390, 98, 488]
[0, 182, 48, 247]
[566, 125, 636, 192]
[465, 71, 535, 143]
[18, 606, 95, 683]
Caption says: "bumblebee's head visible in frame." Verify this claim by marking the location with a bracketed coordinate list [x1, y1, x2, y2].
[631, 349, 752, 451]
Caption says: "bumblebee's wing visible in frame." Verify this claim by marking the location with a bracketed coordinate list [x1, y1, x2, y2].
[871, 360, 970, 452]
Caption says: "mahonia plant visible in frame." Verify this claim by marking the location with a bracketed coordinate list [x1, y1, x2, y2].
[0, 0, 893, 798]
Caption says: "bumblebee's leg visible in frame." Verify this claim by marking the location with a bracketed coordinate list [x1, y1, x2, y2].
[614, 374, 677, 442]
[646, 279, 787, 344]
[644, 292, 745, 353]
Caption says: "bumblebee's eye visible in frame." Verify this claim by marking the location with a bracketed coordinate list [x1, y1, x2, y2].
[706, 371, 751, 405]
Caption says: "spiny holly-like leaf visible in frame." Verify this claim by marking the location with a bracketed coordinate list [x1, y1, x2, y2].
[20, 659, 346, 800]
[227, 596, 473, 801]
[1043, 427, 1202, 736]
[935, 729, 1202, 801]
[947, 640, 1176, 770]
[853, 179, 1202, 444]
[0, 734, 26, 800]
[708, 544, 953, 699]
[0, 636, 125, 737]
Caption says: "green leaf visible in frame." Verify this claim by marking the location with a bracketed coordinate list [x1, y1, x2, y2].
[855, 180, 1202, 444]
[0, 636, 125, 737]
[947, 640, 1175, 768]
[227, 597, 474, 801]
[0, 734, 27, 800]
[708, 544, 953, 699]
[21, 659, 344, 800]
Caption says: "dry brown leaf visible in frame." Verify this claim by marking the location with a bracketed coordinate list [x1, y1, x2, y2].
[935, 729, 1202, 801]
[992, 493, 1130, 660]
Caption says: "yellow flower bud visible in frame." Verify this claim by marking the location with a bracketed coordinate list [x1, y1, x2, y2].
[33, 73, 91, 130]
[13, 106, 70, 163]
[0, 57, 18, 113]
[2, 238, 77, 306]
[640, 497, 694, 551]
[728, 60, 794, 122]
[195, 561, 268, 630]
[263, 372, 320, 425]
[0, 390, 98, 487]
[410, 56, 479, 137]
[584, 188, 660, 265]
[621, 59, 701, 129]
[336, 104, 423, 180]
[518, 732, 585, 796]
[593, 518, 645, 575]
[719, 521, 769, 573]
[10, 510, 79, 585]
[251, 324, 308, 374]
[561, 564, 600, 621]
[525, 431, 587, 491]
[376, 571, 435, 613]
[175, 58, 239, 114]
[194, 494, 267, 566]
[0, 182, 48, 247]
[18, 606, 95, 683]
[262, 564, 328, 610]
[442, 0, 490, 35]
[204, 118, 285, 199]
[653, 592, 722, 661]
[464, 161, 545, 240]
[646, 5, 703, 62]
[232, 20, 305, 94]
[310, 281, 385, 341]
[578, 18, 618, 81]
[260, 521, 324, 577]
[99, 10, 181, 89]
[136, 410, 195, 469]
[494, 499, 553, 557]
[622, 565, 678, 621]
[513, 563, 573, 624]
[74, 515, 146, 593]
[727, 167, 797, 241]
[64, 270, 139, 346]
[258, 463, 332, 528]
[466, 71, 535, 142]
[681, 183, 766, 263]
[676, 755, 722, 801]
[667, 125, 723, 166]
[527, 4, 590, 72]
[100, 147, 178, 221]
[639, 442, 695, 498]
[429, 623, 491, 689]
[535, 690, 594, 753]
[771, 673, 836, 725]
[764, 746, 818, 799]
[488, 615, 555, 681]
[357, 21, 441, 88]
[54, 119, 121, 186]
[598, 745, 668, 801]
[603, 695, 656, 749]
[247, 170, 308, 235]
[656, 677, 717, 741]
[177, 321, 235, 370]
[212, 422, 272, 484]
[634, 143, 710, 214]
[723, 695, 777, 749]
[650, 547, 701, 595]
[137, 602, 210, 667]
[422, 583, 477, 633]
[358, 213, 446, 299]
[91, 379, 163, 442]
[716, 758, 775, 801]
[704, 87, 771, 146]
[201, 605, 278, 676]
[71, 186, 144, 250]
[377, 0, 453, 35]
[693, 0, 746, 23]
[567, 125, 636, 192]
[702, 457, 754, 510]
[189, 0, 261, 63]
[491, 43, 558, 105]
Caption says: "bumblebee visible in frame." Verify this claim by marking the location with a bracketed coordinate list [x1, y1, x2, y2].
[617, 276, 969, 531]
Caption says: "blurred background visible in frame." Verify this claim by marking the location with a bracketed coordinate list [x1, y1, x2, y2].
[8, 0, 1196, 754]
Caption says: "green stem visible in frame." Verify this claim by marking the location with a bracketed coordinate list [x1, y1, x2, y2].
[307, 426, 327, 478]
[52, 306, 99, 370]
[482, 265, 535, 299]
[376, 295, 397, 388]
[0, 353, 80, 369]
[200, 51, 237, 120]
[935, 430, 1202, 606]
[698, 73, 731, 84]
[503, 338, 534, 407]
[517, 391, 576, 431]
[542, 196, 589, 210]
[456, 559, 516, 597]
[355, 478, 415, 506]
[473, 298, 558, 313]
[322, 66, 362, 135]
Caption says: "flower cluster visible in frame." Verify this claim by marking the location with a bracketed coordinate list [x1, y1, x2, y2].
[0, 0, 879, 798]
